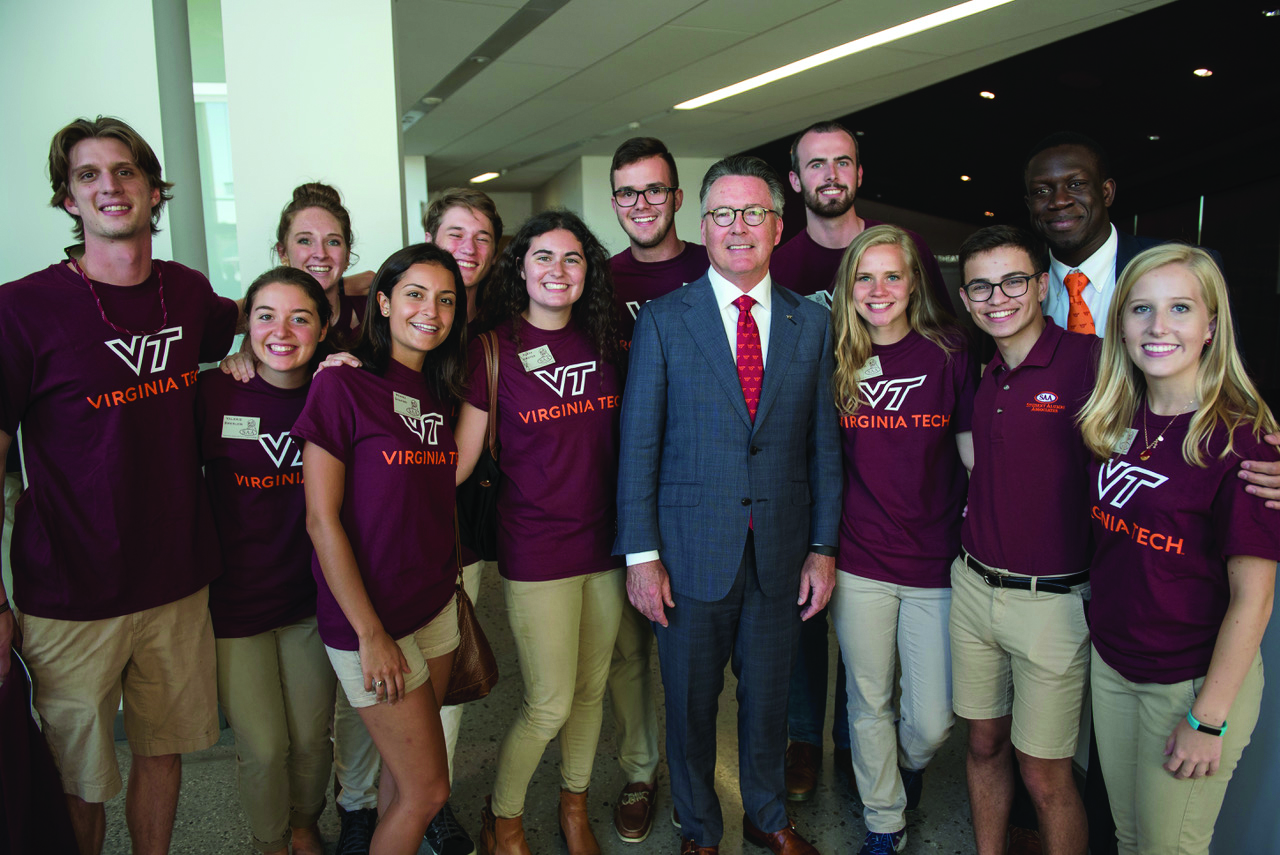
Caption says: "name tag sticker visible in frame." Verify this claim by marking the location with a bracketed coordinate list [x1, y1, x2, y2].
[1115, 428, 1138, 455]
[518, 345, 555, 372]
[857, 356, 883, 380]
[221, 415, 261, 439]
[393, 392, 421, 419]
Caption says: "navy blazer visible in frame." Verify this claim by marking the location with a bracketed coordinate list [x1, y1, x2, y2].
[614, 274, 841, 603]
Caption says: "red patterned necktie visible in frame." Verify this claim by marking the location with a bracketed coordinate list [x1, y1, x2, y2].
[734, 295, 762, 421]
[1064, 270, 1096, 335]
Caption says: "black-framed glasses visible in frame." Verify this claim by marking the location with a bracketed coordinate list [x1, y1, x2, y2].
[703, 206, 777, 227]
[613, 186, 676, 207]
[962, 272, 1041, 302]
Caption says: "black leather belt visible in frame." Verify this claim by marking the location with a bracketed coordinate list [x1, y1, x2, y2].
[962, 549, 1089, 594]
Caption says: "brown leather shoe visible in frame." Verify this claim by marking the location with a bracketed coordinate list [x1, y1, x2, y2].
[613, 780, 656, 843]
[1007, 826, 1043, 855]
[480, 797, 532, 855]
[559, 788, 602, 855]
[680, 838, 720, 855]
[742, 816, 819, 855]
[785, 741, 821, 802]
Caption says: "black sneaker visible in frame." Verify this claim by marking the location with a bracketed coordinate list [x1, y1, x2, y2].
[900, 767, 925, 812]
[424, 800, 476, 855]
[337, 806, 377, 855]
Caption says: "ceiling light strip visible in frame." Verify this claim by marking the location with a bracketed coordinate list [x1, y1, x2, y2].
[674, 0, 1017, 110]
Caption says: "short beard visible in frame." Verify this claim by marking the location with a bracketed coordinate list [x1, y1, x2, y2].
[802, 186, 855, 219]
[625, 217, 673, 249]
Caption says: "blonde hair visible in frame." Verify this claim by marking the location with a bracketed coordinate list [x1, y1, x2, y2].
[831, 224, 959, 415]
[1079, 244, 1277, 465]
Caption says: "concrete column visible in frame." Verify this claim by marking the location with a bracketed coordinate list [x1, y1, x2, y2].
[220, 0, 405, 287]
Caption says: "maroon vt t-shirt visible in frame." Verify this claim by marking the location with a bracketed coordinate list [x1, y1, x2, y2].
[770, 223, 954, 315]
[610, 243, 708, 347]
[1089, 416, 1280, 684]
[0, 260, 237, 620]
[838, 331, 977, 588]
[197, 370, 315, 638]
[291, 361, 458, 650]
[962, 320, 1101, 576]
[466, 318, 621, 582]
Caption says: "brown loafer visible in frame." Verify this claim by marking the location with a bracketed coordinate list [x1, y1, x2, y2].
[784, 742, 821, 802]
[680, 837, 720, 855]
[614, 780, 656, 843]
[742, 816, 819, 855]
[1007, 826, 1043, 855]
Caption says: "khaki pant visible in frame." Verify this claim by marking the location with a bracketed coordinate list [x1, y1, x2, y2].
[831, 573, 953, 833]
[492, 569, 625, 818]
[216, 616, 336, 852]
[1091, 647, 1264, 855]
[333, 560, 484, 808]
[607, 599, 660, 784]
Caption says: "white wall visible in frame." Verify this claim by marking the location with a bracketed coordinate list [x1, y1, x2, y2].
[221, 0, 404, 289]
[405, 155, 429, 239]
[484, 192, 534, 237]
[0, 0, 173, 282]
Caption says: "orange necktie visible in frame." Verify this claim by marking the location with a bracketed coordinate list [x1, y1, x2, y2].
[1064, 270, 1096, 335]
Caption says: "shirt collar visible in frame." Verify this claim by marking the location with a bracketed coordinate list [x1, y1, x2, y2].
[987, 316, 1065, 375]
[708, 265, 772, 312]
[1049, 223, 1119, 283]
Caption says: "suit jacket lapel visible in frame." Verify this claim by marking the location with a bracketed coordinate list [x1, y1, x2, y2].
[754, 287, 801, 428]
[683, 277, 753, 429]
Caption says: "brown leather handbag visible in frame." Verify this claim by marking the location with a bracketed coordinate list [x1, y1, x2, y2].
[443, 483, 499, 704]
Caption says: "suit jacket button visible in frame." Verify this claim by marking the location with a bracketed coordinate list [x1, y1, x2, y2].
[750, 446, 760, 455]
[741, 498, 752, 506]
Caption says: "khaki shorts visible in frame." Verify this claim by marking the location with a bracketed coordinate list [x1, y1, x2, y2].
[326, 595, 459, 709]
[949, 554, 1090, 759]
[16, 586, 220, 802]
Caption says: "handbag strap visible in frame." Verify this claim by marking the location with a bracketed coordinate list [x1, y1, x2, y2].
[454, 509, 465, 588]
[480, 330, 500, 458]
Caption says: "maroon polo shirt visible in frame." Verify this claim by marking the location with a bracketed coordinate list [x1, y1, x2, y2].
[961, 319, 1101, 576]
[610, 242, 708, 347]
[1089, 418, 1280, 684]
[770, 222, 954, 315]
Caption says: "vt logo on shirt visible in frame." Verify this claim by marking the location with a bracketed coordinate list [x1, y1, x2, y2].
[1097, 459, 1168, 508]
[105, 327, 184, 376]
[400, 412, 444, 444]
[258, 432, 302, 469]
[535, 361, 597, 397]
[859, 375, 926, 411]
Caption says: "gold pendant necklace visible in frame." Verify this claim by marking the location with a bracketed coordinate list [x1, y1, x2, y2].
[1138, 399, 1195, 461]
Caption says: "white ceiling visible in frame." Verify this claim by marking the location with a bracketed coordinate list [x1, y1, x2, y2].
[394, 0, 1170, 191]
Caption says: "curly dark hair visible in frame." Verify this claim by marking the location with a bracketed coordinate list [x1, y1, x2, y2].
[351, 243, 469, 403]
[478, 209, 620, 364]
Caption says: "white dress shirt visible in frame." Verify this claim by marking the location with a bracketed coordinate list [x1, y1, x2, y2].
[626, 269, 774, 568]
[1043, 223, 1118, 338]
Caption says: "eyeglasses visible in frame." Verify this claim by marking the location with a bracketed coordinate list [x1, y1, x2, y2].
[703, 206, 777, 227]
[962, 272, 1041, 302]
[613, 186, 676, 207]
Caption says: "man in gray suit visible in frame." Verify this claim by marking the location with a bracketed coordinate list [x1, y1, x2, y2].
[615, 156, 842, 855]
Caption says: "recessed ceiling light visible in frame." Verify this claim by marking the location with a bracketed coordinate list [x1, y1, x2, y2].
[1193, 68, 1213, 77]
[470, 172, 500, 184]
[422, 96, 443, 106]
[960, 175, 972, 182]
[1148, 134, 1161, 141]
[1263, 9, 1279, 16]
[979, 90, 995, 99]
[983, 211, 995, 217]
[674, 0, 1016, 110]
[401, 110, 425, 132]
[855, 130, 866, 137]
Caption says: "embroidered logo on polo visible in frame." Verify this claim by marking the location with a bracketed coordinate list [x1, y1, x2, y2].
[859, 375, 926, 411]
[105, 327, 184, 376]
[258, 432, 302, 469]
[1097, 459, 1168, 508]
[534, 361, 597, 397]
[400, 412, 445, 444]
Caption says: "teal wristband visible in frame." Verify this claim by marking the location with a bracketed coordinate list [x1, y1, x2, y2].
[1187, 710, 1227, 736]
